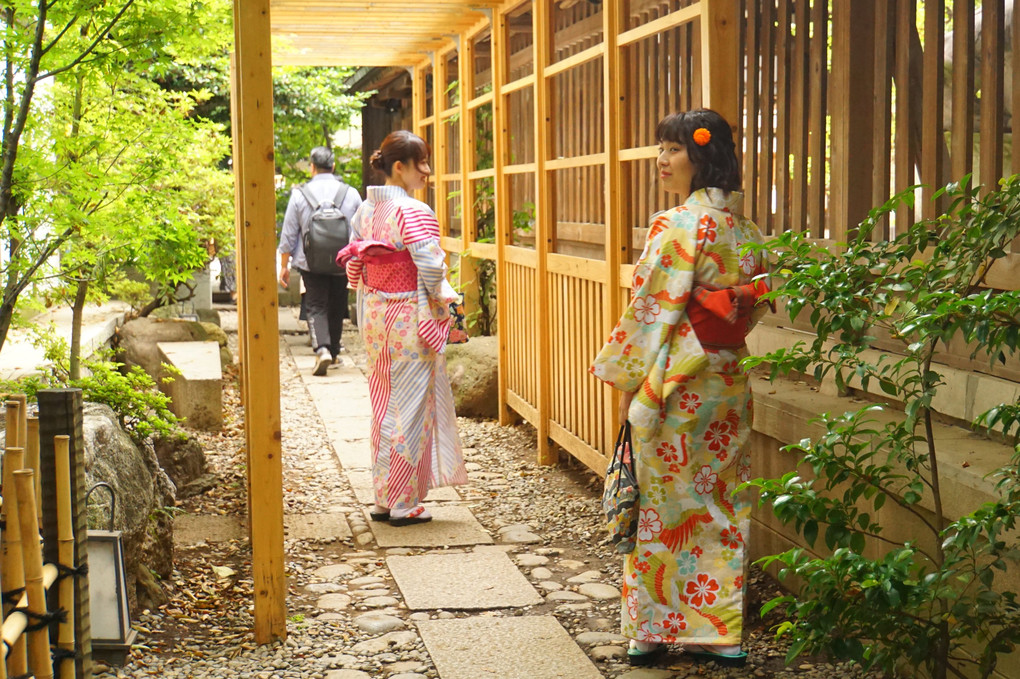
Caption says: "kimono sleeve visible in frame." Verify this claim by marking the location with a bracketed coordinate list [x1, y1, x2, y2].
[344, 202, 368, 287]
[400, 206, 458, 304]
[590, 215, 699, 393]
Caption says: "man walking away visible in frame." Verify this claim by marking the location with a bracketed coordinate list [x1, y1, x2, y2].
[278, 146, 362, 376]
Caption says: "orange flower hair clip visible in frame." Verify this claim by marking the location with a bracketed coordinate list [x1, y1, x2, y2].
[693, 127, 712, 146]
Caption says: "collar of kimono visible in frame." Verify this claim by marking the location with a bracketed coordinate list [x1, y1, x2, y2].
[367, 184, 409, 202]
[684, 187, 745, 213]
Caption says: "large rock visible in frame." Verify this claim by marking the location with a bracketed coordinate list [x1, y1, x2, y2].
[445, 336, 498, 418]
[117, 317, 232, 380]
[154, 433, 208, 493]
[82, 403, 176, 612]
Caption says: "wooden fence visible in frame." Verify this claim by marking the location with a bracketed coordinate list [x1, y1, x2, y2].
[413, 0, 738, 471]
[407, 0, 1019, 476]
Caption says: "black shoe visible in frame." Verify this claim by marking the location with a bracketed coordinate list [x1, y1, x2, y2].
[369, 510, 390, 521]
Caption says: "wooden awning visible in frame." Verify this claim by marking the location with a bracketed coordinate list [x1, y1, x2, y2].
[270, 0, 501, 66]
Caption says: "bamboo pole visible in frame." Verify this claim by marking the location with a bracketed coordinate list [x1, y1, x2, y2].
[54, 435, 76, 679]
[1, 564, 58, 662]
[26, 417, 41, 527]
[5, 399, 22, 449]
[14, 470, 52, 679]
[2, 444, 27, 676]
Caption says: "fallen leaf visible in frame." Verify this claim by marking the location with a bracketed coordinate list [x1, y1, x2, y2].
[212, 565, 236, 579]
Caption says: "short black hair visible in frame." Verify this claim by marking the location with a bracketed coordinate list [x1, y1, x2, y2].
[655, 109, 740, 193]
[309, 146, 335, 172]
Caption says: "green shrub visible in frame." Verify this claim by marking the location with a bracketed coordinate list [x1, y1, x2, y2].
[743, 177, 1020, 678]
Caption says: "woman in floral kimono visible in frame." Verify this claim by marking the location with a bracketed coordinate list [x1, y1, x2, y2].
[591, 109, 769, 667]
[340, 131, 467, 526]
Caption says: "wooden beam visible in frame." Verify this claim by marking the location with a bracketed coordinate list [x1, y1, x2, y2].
[231, 0, 286, 644]
[951, 0, 976, 182]
[830, 0, 876, 240]
[534, 0, 555, 465]
[700, 0, 741, 132]
[921, 0, 945, 219]
[980, 0, 1005, 191]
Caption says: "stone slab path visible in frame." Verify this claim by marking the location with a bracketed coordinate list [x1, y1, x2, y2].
[388, 551, 543, 610]
[418, 617, 603, 679]
[286, 325, 613, 678]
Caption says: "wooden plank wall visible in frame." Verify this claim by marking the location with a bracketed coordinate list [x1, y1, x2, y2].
[419, 0, 1019, 475]
[749, 0, 1020, 386]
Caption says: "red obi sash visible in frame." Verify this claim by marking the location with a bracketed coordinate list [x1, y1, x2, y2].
[687, 280, 769, 349]
[362, 249, 417, 292]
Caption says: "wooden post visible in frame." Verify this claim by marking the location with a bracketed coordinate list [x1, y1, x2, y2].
[54, 435, 75, 679]
[830, 0, 877, 239]
[533, 0, 555, 465]
[700, 0, 741, 138]
[435, 50, 450, 236]
[980, 0, 1005, 191]
[602, 1, 625, 457]
[412, 62, 427, 204]
[459, 32, 481, 333]
[921, 0, 945, 220]
[2, 444, 27, 676]
[36, 389, 91, 678]
[14, 470, 52, 679]
[231, 0, 287, 643]
[492, 7, 512, 426]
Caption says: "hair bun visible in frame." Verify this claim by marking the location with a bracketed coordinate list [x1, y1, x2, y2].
[369, 149, 385, 170]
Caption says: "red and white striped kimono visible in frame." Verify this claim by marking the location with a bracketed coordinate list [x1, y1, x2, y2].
[346, 185, 467, 510]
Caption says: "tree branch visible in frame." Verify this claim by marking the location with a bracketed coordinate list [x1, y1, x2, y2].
[32, 0, 138, 83]
[40, 15, 80, 56]
[0, 0, 50, 220]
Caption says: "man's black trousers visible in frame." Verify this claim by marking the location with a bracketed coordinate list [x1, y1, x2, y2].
[299, 269, 348, 359]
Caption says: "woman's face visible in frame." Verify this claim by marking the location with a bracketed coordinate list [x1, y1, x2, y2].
[394, 157, 431, 191]
[657, 139, 695, 197]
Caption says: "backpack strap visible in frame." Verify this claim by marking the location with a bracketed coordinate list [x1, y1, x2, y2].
[332, 184, 351, 211]
[296, 183, 319, 210]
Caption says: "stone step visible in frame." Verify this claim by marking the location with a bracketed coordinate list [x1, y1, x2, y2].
[157, 340, 223, 431]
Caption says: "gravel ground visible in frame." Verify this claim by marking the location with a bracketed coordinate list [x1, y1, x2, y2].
[101, 311, 874, 679]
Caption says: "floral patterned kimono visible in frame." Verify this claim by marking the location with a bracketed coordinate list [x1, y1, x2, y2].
[345, 185, 467, 510]
[590, 188, 768, 646]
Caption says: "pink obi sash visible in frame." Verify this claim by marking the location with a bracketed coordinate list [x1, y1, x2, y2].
[362, 249, 418, 292]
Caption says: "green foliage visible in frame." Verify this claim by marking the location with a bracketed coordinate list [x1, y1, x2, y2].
[0, 325, 181, 444]
[743, 176, 1020, 678]
[74, 360, 182, 442]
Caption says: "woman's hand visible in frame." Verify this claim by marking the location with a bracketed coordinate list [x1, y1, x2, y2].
[618, 389, 636, 426]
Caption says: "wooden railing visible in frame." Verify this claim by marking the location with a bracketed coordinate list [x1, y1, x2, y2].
[2, 399, 77, 679]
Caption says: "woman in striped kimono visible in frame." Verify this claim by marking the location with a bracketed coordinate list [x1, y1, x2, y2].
[341, 130, 467, 526]
[591, 110, 770, 667]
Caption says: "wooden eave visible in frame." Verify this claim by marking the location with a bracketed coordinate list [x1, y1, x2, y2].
[269, 0, 501, 67]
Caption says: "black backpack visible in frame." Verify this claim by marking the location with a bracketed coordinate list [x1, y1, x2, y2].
[298, 182, 351, 275]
